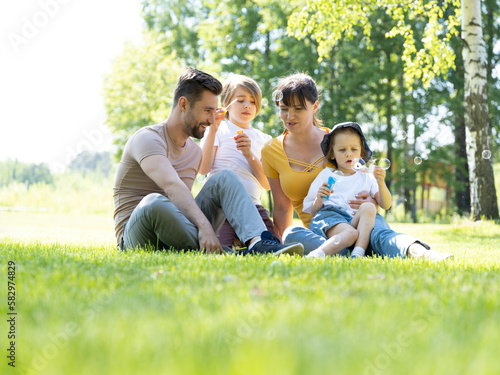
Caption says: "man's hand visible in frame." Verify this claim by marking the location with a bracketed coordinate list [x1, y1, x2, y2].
[198, 226, 223, 254]
[348, 191, 377, 210]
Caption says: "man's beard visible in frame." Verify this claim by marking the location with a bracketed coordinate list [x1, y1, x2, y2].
[184, 110, 208, 140]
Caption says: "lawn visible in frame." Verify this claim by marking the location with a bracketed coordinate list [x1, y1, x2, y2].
[1, 211, 500, 375]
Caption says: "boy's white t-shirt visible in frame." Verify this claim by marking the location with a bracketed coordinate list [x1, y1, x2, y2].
[201, 120, 272, 204]
[303, 167, 379, 216]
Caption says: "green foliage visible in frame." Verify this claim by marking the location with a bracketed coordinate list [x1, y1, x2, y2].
[1, 216, 500, 375]
[288, 0, 461, 88]
[0, 159, 53, 187]
[102, 30, 185, 160]
[102, 0, 500, 218]
[143, 0, 209, 67]
[68, 151, 113, 177]
[142, 0, 329, 137]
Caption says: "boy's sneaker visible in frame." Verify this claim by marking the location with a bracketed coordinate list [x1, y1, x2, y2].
[242, 231, 304, 256]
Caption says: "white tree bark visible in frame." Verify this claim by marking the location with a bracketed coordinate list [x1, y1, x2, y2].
[461, 0, 499, 220]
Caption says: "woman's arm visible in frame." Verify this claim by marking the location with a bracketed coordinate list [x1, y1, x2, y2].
[268, 177, 294, 238]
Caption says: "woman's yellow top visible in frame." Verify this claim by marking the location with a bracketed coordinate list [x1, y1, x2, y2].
[261, 128, 330, 228]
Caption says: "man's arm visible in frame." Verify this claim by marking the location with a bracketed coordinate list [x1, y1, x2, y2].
[141, 154, 222, 253]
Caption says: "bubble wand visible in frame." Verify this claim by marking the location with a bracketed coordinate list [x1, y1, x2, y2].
[322, 171, 344, 199]
[322, 176, 336, 199]
[221, 98, 239, 114]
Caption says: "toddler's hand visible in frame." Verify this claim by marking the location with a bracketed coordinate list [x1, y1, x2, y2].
[373, 166, 386, 183]
[317, 182, 332, 200]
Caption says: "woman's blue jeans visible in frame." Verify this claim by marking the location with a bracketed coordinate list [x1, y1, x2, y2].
[283, 213, 427, 258]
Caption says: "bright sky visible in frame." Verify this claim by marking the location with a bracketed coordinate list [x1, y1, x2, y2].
[0, 0, 144, 172]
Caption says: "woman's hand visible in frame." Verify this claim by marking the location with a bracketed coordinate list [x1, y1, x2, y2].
[348, 191, 377, 210]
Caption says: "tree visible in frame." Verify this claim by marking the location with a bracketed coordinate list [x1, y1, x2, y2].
[288, 0, 461, 88]
[484, 0, 500, 148]
[103, 30, 184, 160]
[289, 0, 498, 220]
[142, 0, 328, 137]
[461, 0, 499, 219]
[68, 151, 113, 177]
[0, 160, 53, 187]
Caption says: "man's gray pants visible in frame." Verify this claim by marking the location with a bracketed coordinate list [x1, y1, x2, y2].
[122, 170, 266, 251]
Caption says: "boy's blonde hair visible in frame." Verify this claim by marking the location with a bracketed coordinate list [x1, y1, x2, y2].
[221, 75, 262, 120]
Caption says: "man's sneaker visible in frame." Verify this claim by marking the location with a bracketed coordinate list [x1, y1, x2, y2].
[243, 231, 304, 256]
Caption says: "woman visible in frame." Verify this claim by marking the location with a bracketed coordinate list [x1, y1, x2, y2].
[261, 73, 452, 260]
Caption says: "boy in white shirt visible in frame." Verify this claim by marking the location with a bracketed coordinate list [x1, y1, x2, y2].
[200, 75, 275, 247]
[303, 122, 392, 258]
[304, 122, 453, 261]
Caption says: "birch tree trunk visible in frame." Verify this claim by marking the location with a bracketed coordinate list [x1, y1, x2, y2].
[461, 0, 499, 220]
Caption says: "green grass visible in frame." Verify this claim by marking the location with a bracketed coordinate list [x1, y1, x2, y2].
[1, 212, 500, 375]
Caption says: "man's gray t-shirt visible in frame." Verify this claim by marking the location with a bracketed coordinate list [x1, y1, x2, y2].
[113, 122, 202, 243]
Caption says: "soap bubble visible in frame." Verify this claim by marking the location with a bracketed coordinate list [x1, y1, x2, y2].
[272, 90, 283, 102]
[414, 156, 422, 165]
[397, 130, 407, 140]
[332, 235, 341, 245]
[368, 158, 391, 173]
[225, 35, 232, 42]
[352, 158, 366, 171]
[262, 98, 268, 107]
[378, 158, 391, 170]
[482, 150, 492, 159]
